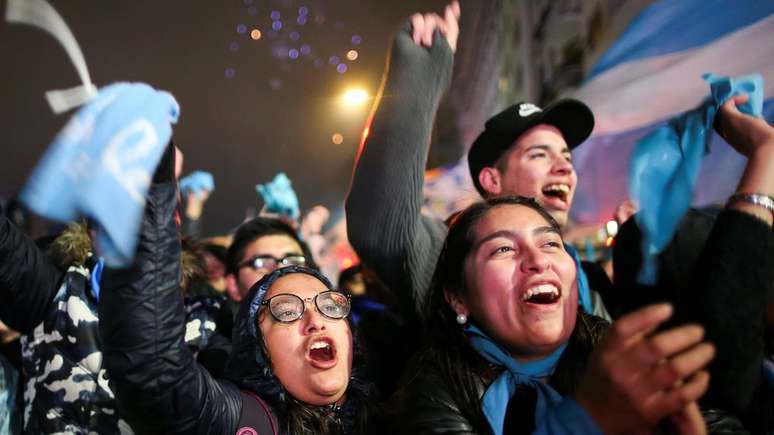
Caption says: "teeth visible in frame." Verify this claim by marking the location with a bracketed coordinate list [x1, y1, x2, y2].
[310, 341, 330, 350]
[543, 184, 569, 193]
[522, 284, 559, 301]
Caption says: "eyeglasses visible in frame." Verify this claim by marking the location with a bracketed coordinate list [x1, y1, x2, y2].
[261, 290, 351, 323]
[239, 254, 307, 272]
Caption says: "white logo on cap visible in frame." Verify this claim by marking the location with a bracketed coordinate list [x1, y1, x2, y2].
[518, 103, 542, 117]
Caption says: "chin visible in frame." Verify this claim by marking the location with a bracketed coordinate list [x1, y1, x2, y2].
[312, 376, 349, 401]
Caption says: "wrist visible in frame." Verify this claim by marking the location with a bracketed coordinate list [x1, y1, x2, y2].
[185, 202, 203, 219]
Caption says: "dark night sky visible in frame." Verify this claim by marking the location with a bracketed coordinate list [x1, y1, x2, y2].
[0, 0, 448, 234]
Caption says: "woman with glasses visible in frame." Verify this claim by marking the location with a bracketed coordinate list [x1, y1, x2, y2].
[99, 150, 375, 435]
[390, 196, 714, 434]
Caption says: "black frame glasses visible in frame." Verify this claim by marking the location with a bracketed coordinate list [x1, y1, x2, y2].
[260, 290, 351, 323]
[239, 254, 307, 271]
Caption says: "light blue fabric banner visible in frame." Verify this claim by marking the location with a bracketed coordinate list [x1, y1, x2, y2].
[629, 73, 763, 284]
[180, 170, 215, 196]
[20, 82, 179, 266]
[256, 172, 300, 220]
[589, 0, 774, 78]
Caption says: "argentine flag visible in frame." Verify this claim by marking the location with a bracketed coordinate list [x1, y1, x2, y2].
[570, 0, 774, 225]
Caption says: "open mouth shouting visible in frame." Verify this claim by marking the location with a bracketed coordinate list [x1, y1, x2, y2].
[306, 336, 338, 369]
[521, 283, 561, 306]
[541, 184, 571, 209]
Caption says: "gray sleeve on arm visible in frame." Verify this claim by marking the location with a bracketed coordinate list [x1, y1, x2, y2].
[345, 24, 454, 320]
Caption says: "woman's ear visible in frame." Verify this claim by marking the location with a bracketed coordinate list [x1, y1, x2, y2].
[444, 287, 469, 317]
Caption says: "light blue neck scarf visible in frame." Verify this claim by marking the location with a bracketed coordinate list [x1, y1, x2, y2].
[466, 324, 568, 435]
[565, 245, 594, 315]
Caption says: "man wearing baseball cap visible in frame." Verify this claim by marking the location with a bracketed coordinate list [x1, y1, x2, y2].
[467, 99, 594, 228]
[346, 5, 610, 321]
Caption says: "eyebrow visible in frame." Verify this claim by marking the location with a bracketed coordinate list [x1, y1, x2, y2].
[525, 144, 571, 154]
[474, 226, 561, 249]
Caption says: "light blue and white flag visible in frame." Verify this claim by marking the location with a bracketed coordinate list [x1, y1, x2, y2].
[570, 0, 774, 225]
[20, 83, 180, 266]
[7, 0, 180, 267]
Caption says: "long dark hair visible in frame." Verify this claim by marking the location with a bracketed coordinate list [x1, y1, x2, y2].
[422, 196, 563, 432]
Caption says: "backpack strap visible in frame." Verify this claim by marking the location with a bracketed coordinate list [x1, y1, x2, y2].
[236, 390, 279, 435]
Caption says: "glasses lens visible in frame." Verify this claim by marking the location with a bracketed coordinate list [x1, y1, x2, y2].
[281, 255, 307, 267]
[269, 294, 304, 322]
[316, 291, 350, 319]
[251, 256, 278, 271]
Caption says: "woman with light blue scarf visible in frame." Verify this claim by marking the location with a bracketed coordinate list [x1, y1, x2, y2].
[391, 196, 714, 434]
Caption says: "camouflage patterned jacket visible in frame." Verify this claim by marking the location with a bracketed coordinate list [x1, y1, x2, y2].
[0, 208, 132, 434]
[19, 261, 132, 434]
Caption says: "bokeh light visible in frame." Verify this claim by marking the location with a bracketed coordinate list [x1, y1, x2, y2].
[341, 88, 368, 106]
[329, 55, 340, 65]
[288, 49, 300, 59]
[224, 68, 236, 78]
[229, 41, 240, 52]
[297, 15, 307, 25]
[300, 44, 311, 55]
[351, 35, 362, 45]
[298, 6, 309, 15]
[250, 29, 262, 40]
[289, 31, 300, 41]
[331, 133, 344, 145]
[270, 10, 281, 20]
[346, 50, 358, 61]
[236, 24, 247, 34]
[272, 20, 283, 31]
[336, 64, 348, 74]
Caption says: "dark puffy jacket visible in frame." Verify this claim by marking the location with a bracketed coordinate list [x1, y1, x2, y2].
[99, 157, 243, 434]
[390, 312, 608, 434]
[0, 208, 130, 433]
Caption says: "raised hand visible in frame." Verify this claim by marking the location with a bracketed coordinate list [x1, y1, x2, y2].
[575, 304, 714, 435]
[716, 94, 774, 158]
[409, 1, 460, 52]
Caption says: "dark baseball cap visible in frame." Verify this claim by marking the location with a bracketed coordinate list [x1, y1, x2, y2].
[467, 99, 595, 195]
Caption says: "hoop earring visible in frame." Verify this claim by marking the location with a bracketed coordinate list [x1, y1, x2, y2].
[456, 313, 467, 325]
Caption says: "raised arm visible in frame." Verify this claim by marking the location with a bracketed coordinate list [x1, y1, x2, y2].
[683, 95, 774, 416]
[99, 146, 241, 435]
[0, 205, 63, 333]
[345, 3, 459, 319]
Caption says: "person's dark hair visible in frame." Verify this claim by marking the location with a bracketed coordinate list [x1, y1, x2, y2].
[225, 266, 374, 435]
[337, 264, 363, 290]
[226, 217, 317, 275]
[423, 196, 562, 432]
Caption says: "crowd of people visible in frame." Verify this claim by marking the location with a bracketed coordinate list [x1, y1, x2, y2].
[1, 2, 773, 434]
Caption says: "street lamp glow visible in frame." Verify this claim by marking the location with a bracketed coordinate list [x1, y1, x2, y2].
[341, 88, 368, 107]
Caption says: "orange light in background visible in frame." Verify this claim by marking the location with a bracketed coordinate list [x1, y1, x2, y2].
[250, 29, 262, 40]
[341, 258, 353, 269]
[332, 133, 344, 144]
[605, 236, 614, 247]
[341, 88, 368, 107]
[346, 50, 359, 61]
[361, 126, 370, 141]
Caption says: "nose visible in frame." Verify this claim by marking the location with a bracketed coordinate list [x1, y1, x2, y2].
[302, 300, 326, 334]
[552, 155, 573, 176]
[520, 244, 550, 274]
